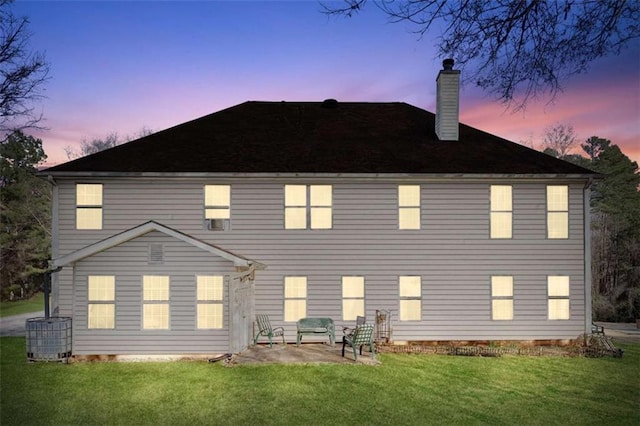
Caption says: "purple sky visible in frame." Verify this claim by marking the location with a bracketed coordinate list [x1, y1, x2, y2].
[14, 1, 640, 166]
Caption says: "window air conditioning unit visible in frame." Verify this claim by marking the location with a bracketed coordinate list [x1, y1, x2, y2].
[206, 218, 229, 231]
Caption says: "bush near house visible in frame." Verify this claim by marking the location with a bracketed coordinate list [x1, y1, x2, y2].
[1, 337, 638, 425]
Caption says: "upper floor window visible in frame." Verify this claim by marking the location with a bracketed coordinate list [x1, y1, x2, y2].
[342, 276, 365, 321]
[399, 276, 421, 321]
[204, 185, 230, 219]
[76, 184, 103, 230]
[491, 276, 513, 320]
[196, 275, 223, 329]
[548, 275, 570, 320]
[547, 185, 568, 239]
[490, 185, 512, 239]
[284, 276, 307, 321]
[398, 185, 420, 230]
[143, 275, 169, 330]
[87, 275, 115, 329]
[284, 185, 332, 229]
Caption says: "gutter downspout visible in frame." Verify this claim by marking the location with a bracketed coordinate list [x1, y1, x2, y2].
[584, 177, 594, 335]
[46, 175, 60, 316]
[43, 267, 63, 318]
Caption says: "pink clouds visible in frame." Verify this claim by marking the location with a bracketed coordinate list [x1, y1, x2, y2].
[17, 1, 637, 169]
[460, 55, 640, 165]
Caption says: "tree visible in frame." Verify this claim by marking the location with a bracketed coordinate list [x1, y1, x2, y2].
[0, 130, 50, 300]
[586, 139, 640, 322]
[64, 132, 119, 160]
[324, 0, 640, 110]
[64, 127, 154, 160]
[542, 123, 577, 159]
[0, 0, 49, 138]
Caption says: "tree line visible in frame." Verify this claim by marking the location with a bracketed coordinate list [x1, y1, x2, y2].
[540, 125, 640, 321]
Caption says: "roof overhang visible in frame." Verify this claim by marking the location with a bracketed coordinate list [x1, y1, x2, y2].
[52, 221, 263, 269]
[40, 171, 599, 182]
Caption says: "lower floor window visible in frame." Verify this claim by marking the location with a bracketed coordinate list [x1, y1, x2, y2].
[491, 276, 514, 320]
[548, 275, 570, 320]
[197, 275, 224, 329]
[342, 276, 365, 321]
[284, 276, 307, 321]
[399, 276, 421, 321]
[87, 275, 115, 329]
[143, 275, 170, 329]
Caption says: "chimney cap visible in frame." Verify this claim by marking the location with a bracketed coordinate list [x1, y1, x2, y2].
[442, 58, 455, 70]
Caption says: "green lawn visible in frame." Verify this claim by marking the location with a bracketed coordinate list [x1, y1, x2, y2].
[0, 293, 45, 318]
[1, 338, 638, 425]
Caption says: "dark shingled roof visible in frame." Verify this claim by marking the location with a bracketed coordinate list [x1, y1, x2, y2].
[44, 101, 594, 175]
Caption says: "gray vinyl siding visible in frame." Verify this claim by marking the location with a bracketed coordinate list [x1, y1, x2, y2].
[71, 231, 235, 354]
[55, 178, 586, 353]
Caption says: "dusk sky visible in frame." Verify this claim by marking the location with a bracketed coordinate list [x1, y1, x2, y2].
[13, 1, 640, 167]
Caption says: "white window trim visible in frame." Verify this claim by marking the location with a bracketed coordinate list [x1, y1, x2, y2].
[76, 183, 103, 230]
[490, 275, 514, 321]
[142, 275, 170, 330]
[284, 185, 332, 230]
[342, 276, 365, 321]
[548, 275, 570, 320]
[204, 185, 231, 219]
[490, 185, 512, 239]
[547, 185, 569, 239]
[399, 276, 422, 321]
[398, 185, 421, 230]
[196, 275, 224, 329]
[284, 276, 307, 322]
[87, 275, 115, 329]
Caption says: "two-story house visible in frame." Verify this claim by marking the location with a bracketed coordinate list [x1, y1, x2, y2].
[41, 61, 596, 356]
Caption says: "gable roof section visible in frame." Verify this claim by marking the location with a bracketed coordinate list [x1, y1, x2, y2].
[52, 221, 260, 268]
[44, 101, 594, 176]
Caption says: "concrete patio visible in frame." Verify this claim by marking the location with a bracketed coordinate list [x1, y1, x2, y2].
[230, 342, 380, 366]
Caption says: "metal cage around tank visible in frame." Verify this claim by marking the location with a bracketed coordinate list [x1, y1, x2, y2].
[26, 317, 72, 362]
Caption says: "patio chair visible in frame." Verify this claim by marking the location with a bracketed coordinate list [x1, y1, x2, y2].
[342, 323, 375, 361]
[342, 315, 366, 338]
[254, 314, 285, 347]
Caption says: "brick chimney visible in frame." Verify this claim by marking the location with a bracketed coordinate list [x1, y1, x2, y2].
[435, 58, 460, 141]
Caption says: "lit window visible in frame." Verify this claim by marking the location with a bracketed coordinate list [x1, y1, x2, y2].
[490, 185, 512, 239]
[547, 186, 568, 239]
[548, 276, 570, 320]
[204, 185, 231, 219]
[87, 275, 115, 329]
[284, 185, 332, 229]
[491, 276, 513, 320]
[76, 184, 103, 230]
[284, 276, 307, 321]
[342, 276, 365, 321]
[399, 276, 421, 321]
[197, 276, 223, 329]
[398, 185, 420, 230]
[143, 275, 169, 329]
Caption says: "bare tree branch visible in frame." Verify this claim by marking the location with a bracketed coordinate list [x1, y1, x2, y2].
[0, 0, 49, 138]
[323, 0, 640, 110]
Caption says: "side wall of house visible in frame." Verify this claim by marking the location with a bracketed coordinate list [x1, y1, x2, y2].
[71, 231, 235, 354]
[54, 177, 586, 351]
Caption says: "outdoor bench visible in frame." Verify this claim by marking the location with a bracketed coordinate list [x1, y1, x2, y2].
[296, 317, 335, 346]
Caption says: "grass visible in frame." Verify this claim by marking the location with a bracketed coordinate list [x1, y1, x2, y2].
[0, 293, 45, 318]
[1, 338, 639, 425]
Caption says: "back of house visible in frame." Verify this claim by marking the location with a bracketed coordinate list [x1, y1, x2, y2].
[41, 61, 596, 356]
